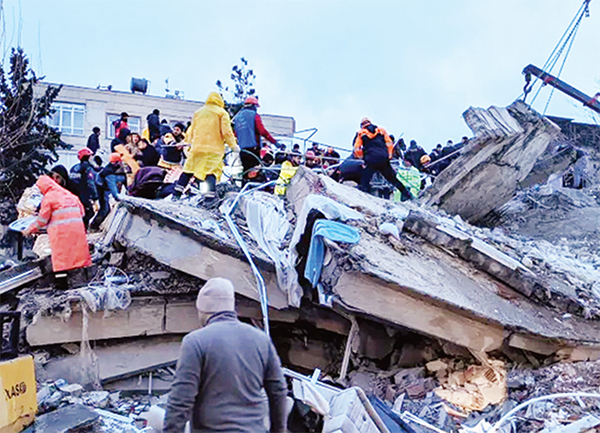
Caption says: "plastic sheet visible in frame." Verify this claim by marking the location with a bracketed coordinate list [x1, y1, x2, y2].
[241, 191, 296, 299]
[16, 185, 43, 218]
[76, 268, 132, 314]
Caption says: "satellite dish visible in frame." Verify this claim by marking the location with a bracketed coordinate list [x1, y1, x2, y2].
[131, 78, 148, 94]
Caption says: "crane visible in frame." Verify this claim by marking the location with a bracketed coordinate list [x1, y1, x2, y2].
[522, 64, 600, 115]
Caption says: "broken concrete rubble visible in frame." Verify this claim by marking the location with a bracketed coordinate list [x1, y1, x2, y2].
[7, 103, 600, 432]
[424, 100, 561, 224]
[73, 165, 600, 364]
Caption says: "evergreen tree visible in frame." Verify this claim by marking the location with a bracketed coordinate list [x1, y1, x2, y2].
[0, 47, 66, 223]
[216, 57, 257, 117]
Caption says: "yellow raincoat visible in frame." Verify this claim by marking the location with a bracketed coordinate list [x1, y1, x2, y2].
[275, 161, 299, 195]
[183, 92, 238, 181]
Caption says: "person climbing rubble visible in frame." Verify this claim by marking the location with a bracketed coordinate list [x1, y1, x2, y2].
[164, 277, 288, 433]
[275, 151, 302, 195]
[233, 96, 278, 182]
[353, 117, 414, 201]
[170, 92, 239, 204]
[22, 175, 91, 287]
[90, 153, 126, 230]
[70, 148, 98, 229]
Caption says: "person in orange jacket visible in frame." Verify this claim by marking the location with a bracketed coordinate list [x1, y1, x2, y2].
[22, 175, 92, 277]
[353, 117, 413, 201]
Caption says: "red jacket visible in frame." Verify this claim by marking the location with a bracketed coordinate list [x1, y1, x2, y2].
[28, 176, 92, 272]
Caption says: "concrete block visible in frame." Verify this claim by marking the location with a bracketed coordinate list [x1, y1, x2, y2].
[22, 404, 99, 433]
[424, 100, 561, 223]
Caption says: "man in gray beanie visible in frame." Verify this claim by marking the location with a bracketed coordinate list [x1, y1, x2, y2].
[164, 277, 288, 433]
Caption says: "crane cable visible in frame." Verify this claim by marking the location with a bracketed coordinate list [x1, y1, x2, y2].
[527, 0, 591, 113]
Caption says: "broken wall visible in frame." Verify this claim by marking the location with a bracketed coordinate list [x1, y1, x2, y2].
[424, 100, 560, 223]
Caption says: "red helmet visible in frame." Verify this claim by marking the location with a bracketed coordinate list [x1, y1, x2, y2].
[244, 96, 260, 107]
[77, 148, 93, 160]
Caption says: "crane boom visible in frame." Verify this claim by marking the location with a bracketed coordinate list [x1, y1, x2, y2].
[523, 64, 600, 115]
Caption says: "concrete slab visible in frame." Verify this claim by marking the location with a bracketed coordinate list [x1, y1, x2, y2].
[26, 297, 166, 346]
[424, 101, 561, 223]
[22, 404, 99, 433]
[111, 198, 289, 309]
[333, 227, 600, 355]
[42, 335, 182, 385]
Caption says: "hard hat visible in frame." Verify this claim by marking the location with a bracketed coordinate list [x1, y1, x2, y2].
[77, 148, 93, 160]
[109, 153, 122, 163]
[244, 96, 260, 107]
[420, 155, 431, 165]
[360, 117, 371, 127]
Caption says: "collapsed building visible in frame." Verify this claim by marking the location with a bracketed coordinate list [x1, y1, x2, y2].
[4, 98, 600, 432]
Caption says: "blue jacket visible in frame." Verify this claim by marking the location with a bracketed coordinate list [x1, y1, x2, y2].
[233, 107, 258, 149]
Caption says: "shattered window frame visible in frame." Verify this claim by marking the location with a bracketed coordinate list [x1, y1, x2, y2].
[47, 102, 85, 136]
[106, 114, 141, 139]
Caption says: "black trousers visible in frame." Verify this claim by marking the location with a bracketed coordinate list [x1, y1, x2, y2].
[174, 172, 216, 196]
[240, 146, 261, 174]
[360, 159, 413, 200]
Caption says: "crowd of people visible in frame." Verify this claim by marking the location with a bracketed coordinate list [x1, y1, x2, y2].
[31, 95, 471, 254]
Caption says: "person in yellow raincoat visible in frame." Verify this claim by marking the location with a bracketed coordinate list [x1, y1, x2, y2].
[172, 92, 239, 201]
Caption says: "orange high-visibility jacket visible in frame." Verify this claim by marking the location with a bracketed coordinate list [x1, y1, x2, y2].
[27, 176, 92, 272]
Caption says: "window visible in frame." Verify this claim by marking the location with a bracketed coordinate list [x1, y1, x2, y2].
[48, 103, 85, 136]
[107, 114, 141, 139]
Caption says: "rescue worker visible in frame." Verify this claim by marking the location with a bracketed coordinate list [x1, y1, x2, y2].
[147, 109, 161, 143]
[419, 154, 432, 173]
[22, 175, 92, 286]
[233, 96, 277, 181]
[171, 92, 239, 203]
[112, 112, 129, 140]
[353, 118, 413, 201]
[404, 140, 426, 170]
[86, 126, 101, 154]
[49, 164, 78, 196]
[135, 138, 161, 167]
[70, 148, 98, 228]
[275, 151, 302, 195]
[164, 277, 288, 433]
[90, 153, 126, 230]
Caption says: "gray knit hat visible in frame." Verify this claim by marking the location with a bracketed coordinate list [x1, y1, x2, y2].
[196, 278, 235, 314]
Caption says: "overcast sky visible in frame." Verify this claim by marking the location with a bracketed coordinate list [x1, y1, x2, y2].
[2, 0, 599, 152]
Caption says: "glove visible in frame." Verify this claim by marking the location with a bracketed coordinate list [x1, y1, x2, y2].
[232, 144, 241, 153]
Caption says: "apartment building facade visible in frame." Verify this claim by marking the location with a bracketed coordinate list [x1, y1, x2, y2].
[38, 83, 296, 167]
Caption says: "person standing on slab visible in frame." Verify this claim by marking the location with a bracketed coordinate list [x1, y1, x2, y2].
[22, 175, 91, 285]
[353, 117, 414, 201]
[171, 92, 239, 203]
[164, 277, 288, 433]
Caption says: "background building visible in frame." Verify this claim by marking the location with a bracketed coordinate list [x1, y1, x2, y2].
[38, 83, 296, 167]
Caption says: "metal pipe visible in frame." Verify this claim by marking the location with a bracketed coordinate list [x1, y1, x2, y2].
[222, 181, 277, 337]
[489, 392, 600, 433]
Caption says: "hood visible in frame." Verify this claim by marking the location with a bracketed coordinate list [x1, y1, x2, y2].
[37, 175, 59, 194]
[206, 92, 225, 108]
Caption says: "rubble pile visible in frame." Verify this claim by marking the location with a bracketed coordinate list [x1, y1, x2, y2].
[5, 100, 600, 432]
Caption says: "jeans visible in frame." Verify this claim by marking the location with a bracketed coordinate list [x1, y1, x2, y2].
[105, 174, 125, 200]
